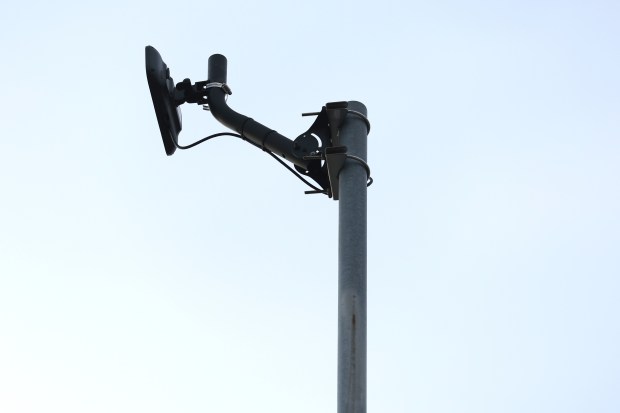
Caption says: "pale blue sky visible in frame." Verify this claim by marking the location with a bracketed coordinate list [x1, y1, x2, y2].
[1, 1, 619, 412]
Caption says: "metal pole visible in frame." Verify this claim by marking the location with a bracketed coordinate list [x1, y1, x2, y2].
[338, 101, 368, 413]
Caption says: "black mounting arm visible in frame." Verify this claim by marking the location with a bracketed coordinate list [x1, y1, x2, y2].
[205, 55, 372, 198]
[205, 54, 314, 171]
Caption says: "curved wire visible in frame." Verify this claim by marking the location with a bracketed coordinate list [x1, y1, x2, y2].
[266, 151, 324, 192]
[174, 132, 241, 150]
[175, 132, 324, 192]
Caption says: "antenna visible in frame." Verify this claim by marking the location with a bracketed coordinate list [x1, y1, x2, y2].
[145, 46, 182, 156]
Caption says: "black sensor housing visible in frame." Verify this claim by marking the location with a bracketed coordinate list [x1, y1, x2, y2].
[145, 46, 181, 155]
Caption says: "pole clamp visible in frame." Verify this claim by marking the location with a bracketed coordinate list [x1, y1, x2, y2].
[172, 78, 232, 109]
[294, 101, 372, 200]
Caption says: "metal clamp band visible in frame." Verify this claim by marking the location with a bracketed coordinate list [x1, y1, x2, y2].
[346, 154, 373, 187]
[347, 110, 371, 133]
[204, 82, 232, 94]
[202, 82, 232, 111]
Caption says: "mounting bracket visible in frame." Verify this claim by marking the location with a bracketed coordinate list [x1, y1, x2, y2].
[294, 101, 369, 200]
[172, 78, 232, 106]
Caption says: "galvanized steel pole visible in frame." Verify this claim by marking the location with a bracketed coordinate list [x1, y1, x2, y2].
[337, 101, 368, 413]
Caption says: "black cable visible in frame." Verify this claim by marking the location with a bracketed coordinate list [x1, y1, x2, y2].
[175, 132, 324, 192]
[266, 151, 324, 192]
[174, 132, 241, 150]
